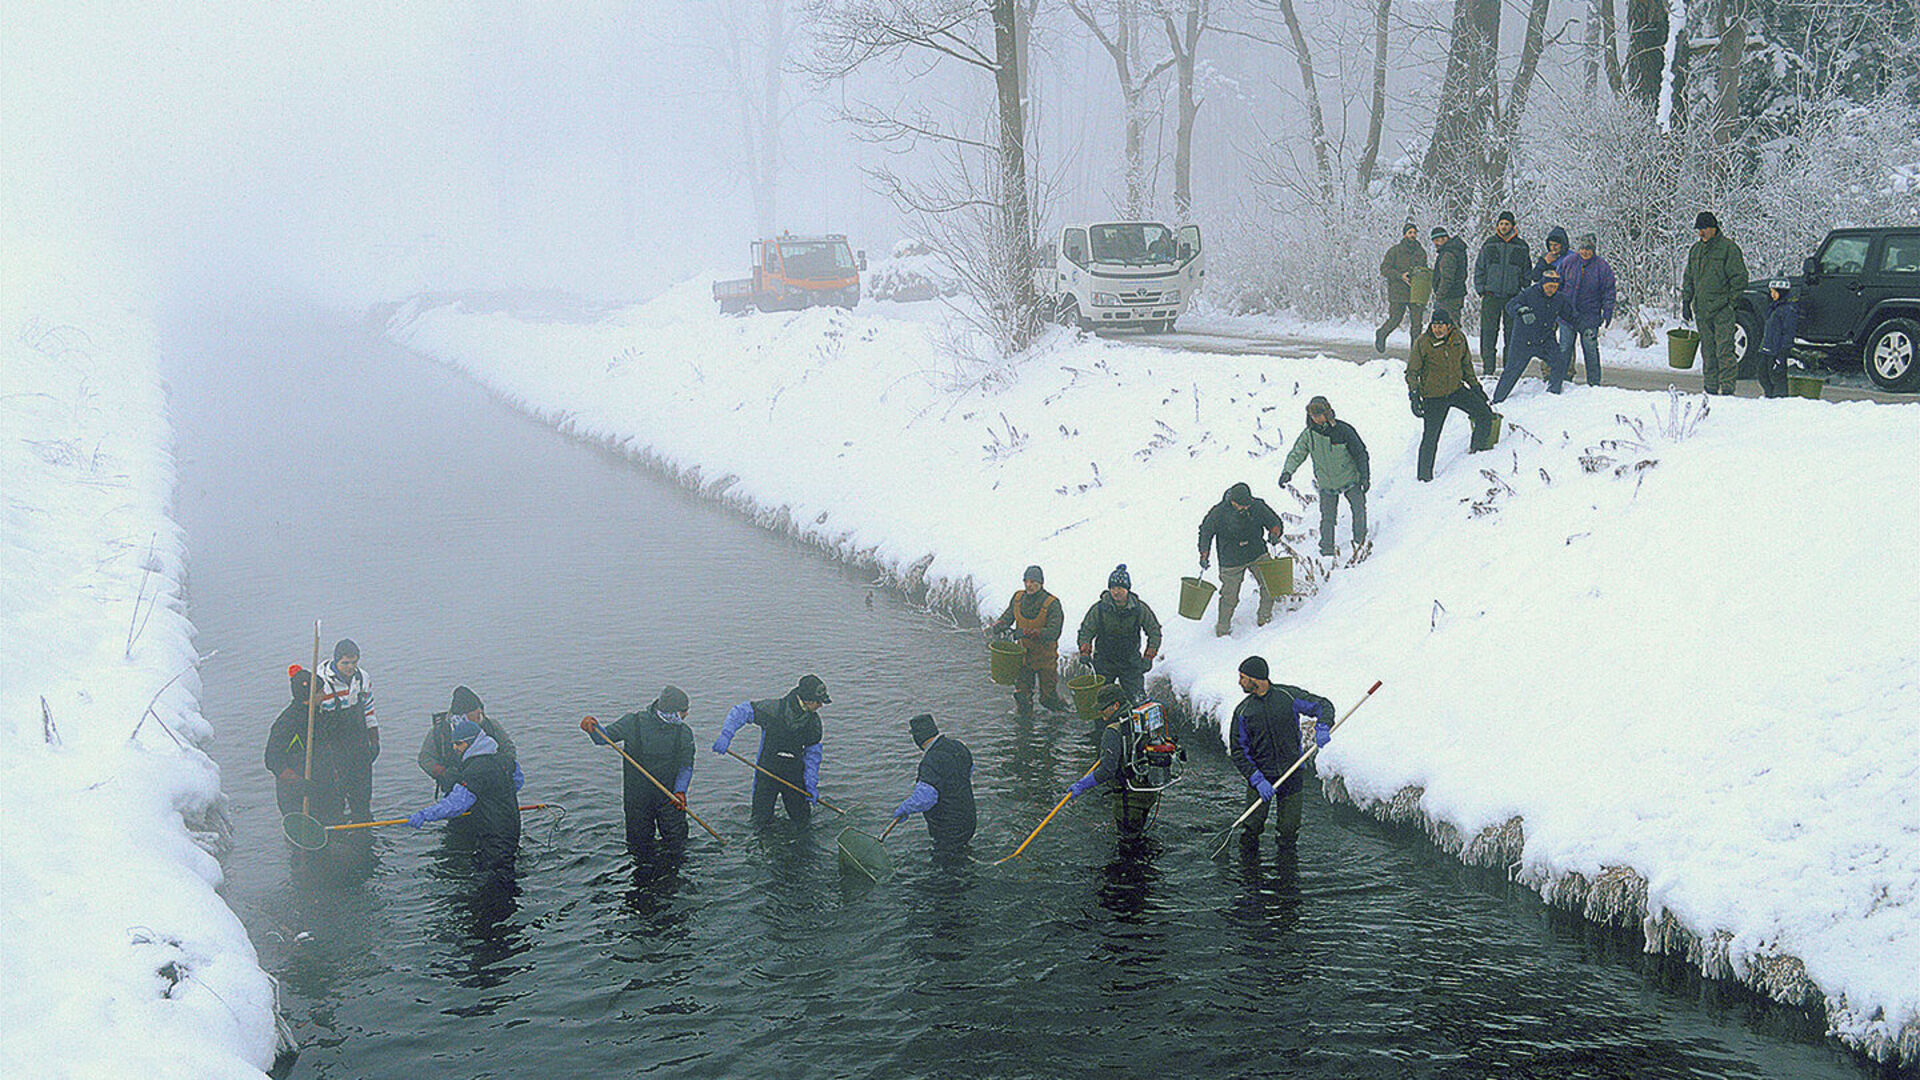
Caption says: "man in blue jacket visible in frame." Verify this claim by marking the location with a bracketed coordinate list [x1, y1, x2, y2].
[1554, 233, 1618, 388]
[582, 685, 695, 858]
[406, 717, 523, 891]
[1493, 269, 1574, 403]
[891, 713, 976, 855]
[713, 674, 829, 828]
[1227, 655, 1332, 854]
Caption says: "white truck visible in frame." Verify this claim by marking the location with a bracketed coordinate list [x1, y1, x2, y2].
[1035, 221, 1204, 332]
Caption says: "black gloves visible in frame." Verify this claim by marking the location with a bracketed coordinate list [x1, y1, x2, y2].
[1408, 389, 1426, 418]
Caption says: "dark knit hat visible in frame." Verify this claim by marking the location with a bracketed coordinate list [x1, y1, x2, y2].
[909, 713, 939, 744]
[656, 685, 690, 714]
[1023, 564, 1044, 584]
[1430, 308, 1455, 326]
[1694, 211, 1720, 231]
[288, 664, 311, 703]
[795, 674, 831, 704]
[1431, 226, 1449, 240]
[1306, 395, 1333, 417]
[1497, 210, 1516, 225]
[1577, 232, 1597, 251]
[450, 685, 483, 715]
[1541, 269, 1561, 283]
[1402, 221, 1418, 234]
[1225, 481, 1253, 505]
[1238, 655, 1270, 681]
[1108, 564, 1131, 589]
[333, 638, 359, 661]
[1096, 682, 1129, 708]
[450, 717, 481, 743]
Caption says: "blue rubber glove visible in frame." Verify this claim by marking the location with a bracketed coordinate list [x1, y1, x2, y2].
[1068, 774, 1098, 799]
[405, 810, 428, 829]
[892, 803, 911, 820]
[711, 734, 731, 755]
[1314, 721, 1331, 748]
[1254, 776, 1275, 801]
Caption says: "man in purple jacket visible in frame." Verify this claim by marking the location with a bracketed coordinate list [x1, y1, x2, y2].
[1554, 233, 1618, 388]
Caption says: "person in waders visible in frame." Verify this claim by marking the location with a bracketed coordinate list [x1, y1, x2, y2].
[582, 685, 696, 859]
[419, 685, 518, 798]
[265, 665, 342, 821]
[314, 638, 379, 822]
[1067, 683, 1185, 836]
[890, 713, 976, 856]
[986, 565, 1069, 716]
[1076, 565, 1162, 705]
[1227, 655, 1332, 856]
[405, 717, 523, 892]
[1197, 482, 1283, 636]
[713, 674, 828, 828]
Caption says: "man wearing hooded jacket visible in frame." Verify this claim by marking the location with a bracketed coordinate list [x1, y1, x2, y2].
[713, 675, 829, 827]
[420, 685, 518, 798]
[1281, 396, 1370, 557]
[265, 665, 343, 821]
[406, 717, 523, 890]
[583, 685, 696, 858]
[1197, 483, 1283, 636]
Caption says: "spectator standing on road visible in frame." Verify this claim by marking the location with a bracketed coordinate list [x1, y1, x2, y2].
[1494, 270, 1575, 402]
[1474, 211, 1533, 376]
[1553, 234, 1617, 388]
[1430, 227, 1470, 335]
[1757, 279, 1801, 398]
[1406, 309, 1496, 482]
[1375, 222, 1429, 354]
[1280, 396, 1370, 557]
[1682, 211, 1750, 396]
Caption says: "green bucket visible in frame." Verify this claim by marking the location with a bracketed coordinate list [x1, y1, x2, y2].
[1250, 555, 1293, 594]
[1408, 266, 1433, 305]
[988, 639, 1024, 686]
[1177, 575, 1217, 620]
[1789, 374, 1826, 400]
[1488, 411, 1503, 447]
[1068, 673, 1106, 723]
[1668, 328, 1701, 369]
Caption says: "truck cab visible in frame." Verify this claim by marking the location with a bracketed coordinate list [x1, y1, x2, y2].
[1734, 227, 1920, 391]
[1036, 221, 1203, 332]
[715, 234, 865, 314]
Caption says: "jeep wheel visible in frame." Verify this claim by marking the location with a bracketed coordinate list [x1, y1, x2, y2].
[1863, 318, 1919, 391]
[1733, 308, 1763, 380]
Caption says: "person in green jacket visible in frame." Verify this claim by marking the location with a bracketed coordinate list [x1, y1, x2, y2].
[1280, 396, 1371, 556]
[1077, 565, 1162, 705]
[1681, 211, 1750, 395]
[1406, 309, 1496, 482]
[1375, 222, 1429, 354]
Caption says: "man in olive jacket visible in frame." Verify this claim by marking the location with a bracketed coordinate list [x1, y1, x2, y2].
[1197, 482, 1283, 636]
[1077, 565, 1162, 704]
[1681, 211, 1750, 395]
[1375, 222, 1429, 354]
[1474, 211, 1532, 375]
[1280, 396, 1370, 557]
[1407, 309, 1496, 482]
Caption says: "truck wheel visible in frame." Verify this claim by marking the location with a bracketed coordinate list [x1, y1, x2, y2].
[1733, 307, 1763, 379]
[1057, 298, 1088, 331]
[1863, 318, 1919, 391]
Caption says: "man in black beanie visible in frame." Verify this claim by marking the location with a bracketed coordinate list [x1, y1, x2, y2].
[1077, 565, 1162, 703]
[986, 565, 1069, 716]
[1474, 210, 1532, 375]
[1228, 655, 1333, 854]
[582, 685, 697, 859]
[891, 714, 976, 855]
[1376, 222, 1429, 354]
[1682, 211, 1750, 395]
[713, 674, 830, 827]
[419, 685, 518, 798]
[1198, 482, 1283, 635]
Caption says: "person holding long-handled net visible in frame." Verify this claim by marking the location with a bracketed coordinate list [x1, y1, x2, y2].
[404, 717, 523, 894]
[265, 664, 345, 827]
[711, 674, 831, 829]
[580, 684, 701, 860]
[1224, 656, 1332, 859]
[888, 714, 975, 859]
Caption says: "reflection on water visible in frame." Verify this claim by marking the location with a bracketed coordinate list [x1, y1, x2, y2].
[168, 311, 1890, 1080]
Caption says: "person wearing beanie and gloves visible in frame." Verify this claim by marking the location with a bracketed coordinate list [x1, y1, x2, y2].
[1553, 233, 1617, 388]
[891, 714, 976, 856]
[985, 565, 1069, 716]
[1065, 682, 1180, 835]
[1757, 279, 1801, 398]
[1474, 211, 1533, 376]
[1077, 565, 1163, 704]
[1228, 655, 1333, 854]
[406, 716, 523, 890]
[1682, 211, 1750, 395]
[712, 674, 829, 827]
[1535, 226, 1570, 287]
[582, 685, 696, 858]
[314, 638, 379, 823]
[1430, 226, 1470, 331]
[1496, 269, 1576, 401]
[1375, 222, 1429, 354]
[1281, 397, 1370, 557]
[265, 665, 343, 820]
[420, 685, 518, 798]
[1197, 483, 1283, 636]
[1408, 309, 1497, 481]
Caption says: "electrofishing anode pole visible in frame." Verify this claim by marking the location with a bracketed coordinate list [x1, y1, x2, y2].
[993, 760, 1102, 866]
[1210, 679, 1382, 857]
[724, 748, 848, 816]
[301, 620, 320, 818]
[583, 717, 726, 843]
[326, 804, 556, 832]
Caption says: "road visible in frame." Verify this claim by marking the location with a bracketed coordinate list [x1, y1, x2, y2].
[1133, 321, 1911, 404]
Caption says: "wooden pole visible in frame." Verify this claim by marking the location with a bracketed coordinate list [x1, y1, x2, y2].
[586, 718, 726, 843]
[724, 748, 847, 816]
[301, 621, 319, 817]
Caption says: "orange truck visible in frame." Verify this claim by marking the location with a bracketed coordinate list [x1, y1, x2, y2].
[713, 234, 866, 314]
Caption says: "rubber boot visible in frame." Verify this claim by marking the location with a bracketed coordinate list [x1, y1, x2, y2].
[1014, 692, 1034, 717]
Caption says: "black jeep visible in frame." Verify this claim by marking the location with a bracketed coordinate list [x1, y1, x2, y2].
[1734, 227, 1920, 391]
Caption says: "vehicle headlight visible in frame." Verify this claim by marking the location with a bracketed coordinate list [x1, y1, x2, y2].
[1164, 289, 1181, 303]
[1092, 292, 1120, 307]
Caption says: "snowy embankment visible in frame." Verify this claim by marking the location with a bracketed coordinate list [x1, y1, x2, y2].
[1, 278, 277, 1078]
[390, 283, 1919, 1065]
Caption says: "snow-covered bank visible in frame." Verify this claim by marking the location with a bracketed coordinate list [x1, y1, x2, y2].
[391, 285, 1920, 1065]
[0, 274, 278, 1079]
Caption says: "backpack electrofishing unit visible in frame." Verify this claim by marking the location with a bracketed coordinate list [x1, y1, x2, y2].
[1121, 701, 1184, 793]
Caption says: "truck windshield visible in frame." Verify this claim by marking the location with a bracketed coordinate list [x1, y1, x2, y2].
[1089, 223, 1175, 266]
[779, 242, 856, 278]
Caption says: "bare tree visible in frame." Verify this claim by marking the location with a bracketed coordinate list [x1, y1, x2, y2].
[1421, 0, 1565, 219]
[1625, 0, 1669, 105]
[1355, 0, 1393, 191]
[811, 0, 1043, 352]
[1157, 0, 1212, 219]
[718, 0, 792, 237]
[1066, 0, 1177, 216]
[1270, 0, 1336, 204]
